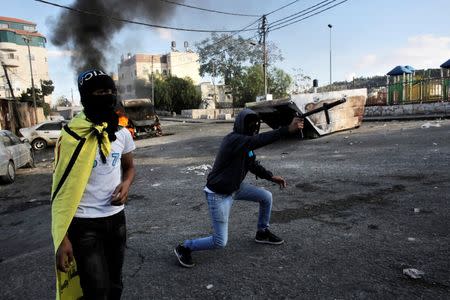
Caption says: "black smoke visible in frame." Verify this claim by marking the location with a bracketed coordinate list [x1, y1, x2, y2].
[51, 0, 181, 73]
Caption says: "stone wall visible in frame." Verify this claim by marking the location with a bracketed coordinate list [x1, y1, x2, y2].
[181, 108, 242, 119]
[364, 102, 450, 117]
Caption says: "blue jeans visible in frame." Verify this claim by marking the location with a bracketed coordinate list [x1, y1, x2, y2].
[184, 182, 273, 251]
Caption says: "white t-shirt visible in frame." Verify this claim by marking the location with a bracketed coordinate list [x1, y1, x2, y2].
[75, 128, 136, 218]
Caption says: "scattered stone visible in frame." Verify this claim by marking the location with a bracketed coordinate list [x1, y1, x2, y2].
[433, 143, 438, 146]
[421, 122, 441, 129]
[27, 199, 38, 203]
[407, 237, 416, 242]
[368, 224, 378, 230]
[206, 284, 213, 290]
[151, 183, 161, 187]
[349, 142, 353, 145]
[403, 268, 424, 279]
[414, 208, 420, 213]
[344, 136, 349, 139]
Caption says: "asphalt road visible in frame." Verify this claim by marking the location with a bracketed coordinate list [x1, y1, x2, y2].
[0, 119, 449, 299]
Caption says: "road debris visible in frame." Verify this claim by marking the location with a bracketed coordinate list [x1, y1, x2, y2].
[421, 122, 441, 129]
[151, 183, 161, 187]
[182, 164, 212, 176]
[414, 208, 420, 213]
[403, 268, 424, 279]
[407, 237, 416, 242]
[206, 284, 213, 290]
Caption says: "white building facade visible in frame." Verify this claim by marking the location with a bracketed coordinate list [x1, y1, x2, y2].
[117, 51, 201, 100]
[0, 16, 51, 104]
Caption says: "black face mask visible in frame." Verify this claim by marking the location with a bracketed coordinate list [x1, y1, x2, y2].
[83, 94, 118, 141]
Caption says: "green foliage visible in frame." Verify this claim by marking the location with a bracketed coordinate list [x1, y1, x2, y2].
[150, 76, 202, 114]
[232, 65, 293, 107]
[55, 96, 72, 107]
[196, 33, 283, 85]
[268, 67, 292, 99]
[41, 80, 54, 96]
[318, 75, 386, 92]
[20, 80, 55, 105]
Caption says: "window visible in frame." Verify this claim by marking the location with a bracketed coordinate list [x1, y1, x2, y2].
[126, 85, 132, 92]
[23, 25, 35, 31]
[44, 57, 47, 62]
[37, 123, 62, 131]
[31, 55, 35, 61]
[7, 53, 14, 59]
[6, 132, 21, 144]
[0, 24, 8, 29]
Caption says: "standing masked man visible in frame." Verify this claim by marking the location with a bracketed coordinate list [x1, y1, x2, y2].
[175, 109, 303, 267]
[52, 69, 135, 299]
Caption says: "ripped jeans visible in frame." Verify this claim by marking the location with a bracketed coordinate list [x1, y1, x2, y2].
[184, 182, 273, 251]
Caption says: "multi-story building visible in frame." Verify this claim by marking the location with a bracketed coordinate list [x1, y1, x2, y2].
[117, 50, 201, 100]
[0, 16, 50, 104]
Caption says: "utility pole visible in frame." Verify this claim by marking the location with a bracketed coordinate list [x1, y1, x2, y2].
[260, 15, 268, 96]
[328, 24, 333, 87]
[1, 62, 16, 100]
[151, 55, 154, 104]
[23, 36, 38, 123]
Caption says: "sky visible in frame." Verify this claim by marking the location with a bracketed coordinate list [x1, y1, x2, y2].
[3, 0, 450, 105]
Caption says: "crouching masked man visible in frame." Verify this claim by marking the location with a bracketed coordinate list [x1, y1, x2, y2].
[51, 69, 135, 300]
[175, 109, 304, 267]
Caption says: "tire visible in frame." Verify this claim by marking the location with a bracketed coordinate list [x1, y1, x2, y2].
[32, 138, 47, 151]
[0, 160, 15, 184]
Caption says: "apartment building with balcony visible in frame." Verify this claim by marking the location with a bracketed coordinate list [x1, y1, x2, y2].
[0, 16, 50, 104]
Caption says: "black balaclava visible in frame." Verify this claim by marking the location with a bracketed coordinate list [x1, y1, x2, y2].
[78, 69, 119, 163]
[78, 69, 118, 142]
[243, 114, 261, 136]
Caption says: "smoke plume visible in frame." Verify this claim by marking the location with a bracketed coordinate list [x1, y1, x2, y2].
[51, 0, 180, 74]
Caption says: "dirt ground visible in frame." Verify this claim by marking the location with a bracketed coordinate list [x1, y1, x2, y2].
[0, 119, 449, 299]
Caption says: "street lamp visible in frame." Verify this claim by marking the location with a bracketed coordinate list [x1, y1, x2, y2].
[22, 36, 38, 123]
[328, 24, 333, 87]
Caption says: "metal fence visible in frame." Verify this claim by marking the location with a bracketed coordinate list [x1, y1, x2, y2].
[366, 76, 450, 106]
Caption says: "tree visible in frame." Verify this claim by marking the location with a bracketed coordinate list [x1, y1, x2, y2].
[196, 33, 282, 88]
[151, 76, 202, 114]
[55, 96, 72, 107]
[268, 67, 292, 99]
[291, 68, 312, 94]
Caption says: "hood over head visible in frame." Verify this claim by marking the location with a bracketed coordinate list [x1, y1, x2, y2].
[233, 109, 260, 135]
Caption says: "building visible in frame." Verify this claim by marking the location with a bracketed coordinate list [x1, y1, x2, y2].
[198, 82, 233, 109]
[0, 16, 51, 104]
[117, 50, 201, 100]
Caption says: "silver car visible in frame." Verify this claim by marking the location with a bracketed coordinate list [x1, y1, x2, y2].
[19, 120, 67, 151]
[0, 130, 35, 183]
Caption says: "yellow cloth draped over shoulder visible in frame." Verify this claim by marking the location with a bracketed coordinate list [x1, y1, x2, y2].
[51, 112, 111, 300]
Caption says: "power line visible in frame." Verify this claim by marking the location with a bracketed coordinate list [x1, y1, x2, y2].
[266, 0, 302, 16]
[158, 0, 260, 17]
[34, 0, 258, 33]
[269, 0, 348, 32]
[270, 0, 336, 27]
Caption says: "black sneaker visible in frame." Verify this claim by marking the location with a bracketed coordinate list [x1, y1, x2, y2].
[174, 244, 194, 268]
[255, 229, 284, 245]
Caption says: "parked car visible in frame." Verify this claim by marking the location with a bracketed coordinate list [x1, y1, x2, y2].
[19, 120, 67, 151]
[0, 130, 34, 183]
